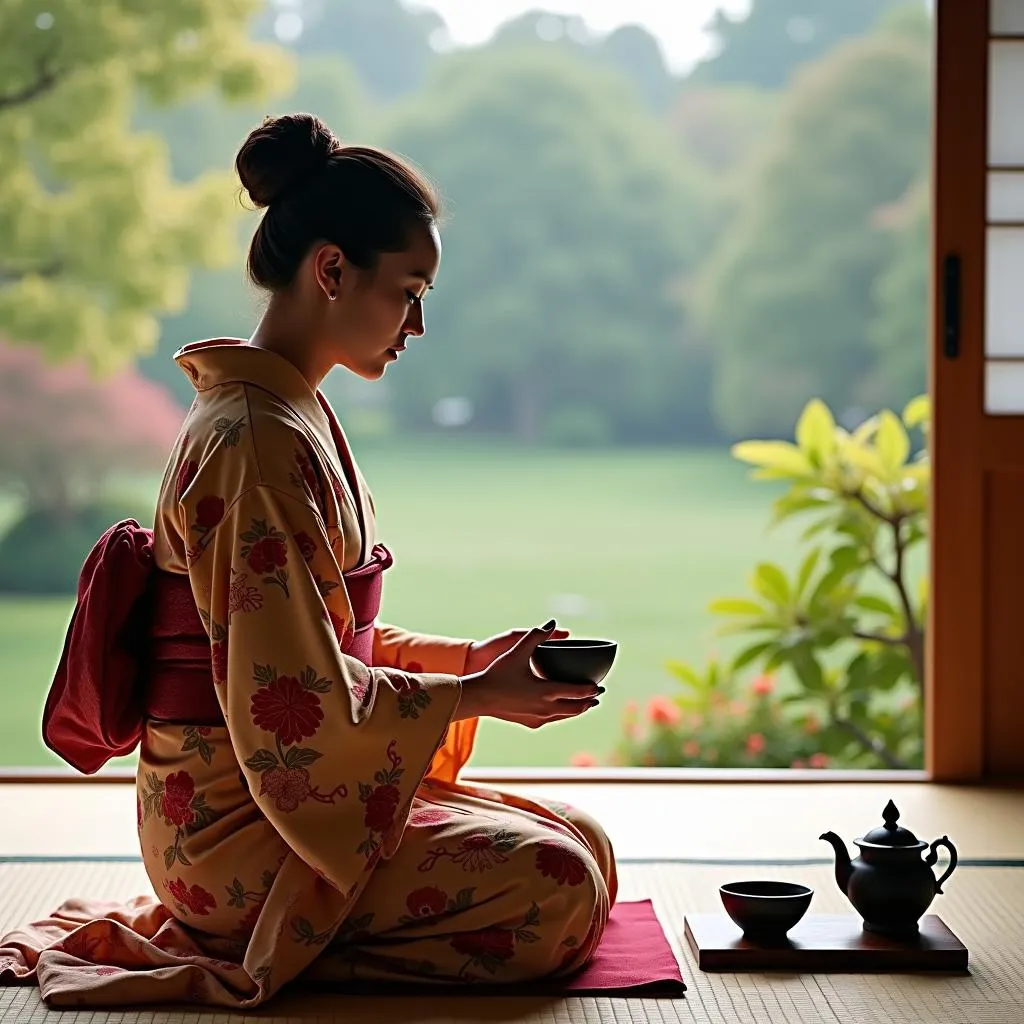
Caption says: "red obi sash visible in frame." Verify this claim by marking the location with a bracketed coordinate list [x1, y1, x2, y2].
[42, 519, 393, 775]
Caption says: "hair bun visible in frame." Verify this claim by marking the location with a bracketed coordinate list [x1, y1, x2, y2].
[235, 112, 338, 208]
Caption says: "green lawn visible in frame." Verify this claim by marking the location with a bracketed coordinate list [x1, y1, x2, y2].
[0, 443, 803, 769]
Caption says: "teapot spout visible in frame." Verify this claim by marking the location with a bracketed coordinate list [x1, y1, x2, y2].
[819, 831, 853, 894]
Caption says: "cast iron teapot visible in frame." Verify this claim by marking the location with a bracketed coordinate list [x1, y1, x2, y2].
[819, 799, 958, 937]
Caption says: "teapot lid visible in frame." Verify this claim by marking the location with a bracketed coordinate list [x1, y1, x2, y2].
[860, 800, 922, 847]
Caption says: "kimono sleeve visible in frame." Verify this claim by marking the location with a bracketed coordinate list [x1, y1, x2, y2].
[186, 483, 462, 880]
[373, 623, 472, 676]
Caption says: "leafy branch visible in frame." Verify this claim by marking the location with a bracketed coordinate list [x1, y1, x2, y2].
[706, 396, 929, 769]
[0, 54, 64, 112]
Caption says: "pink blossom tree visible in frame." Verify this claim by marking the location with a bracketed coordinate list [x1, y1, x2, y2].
[0, 341, 184, 517]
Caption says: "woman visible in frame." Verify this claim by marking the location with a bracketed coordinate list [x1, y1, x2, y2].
[1, 114, 616, 1008]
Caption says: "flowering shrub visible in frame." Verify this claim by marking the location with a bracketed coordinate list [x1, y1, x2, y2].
[592, 395, 927, 771]
[600, 658, 836, 769]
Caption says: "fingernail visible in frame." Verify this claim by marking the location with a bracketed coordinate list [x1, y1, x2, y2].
[542, 618, 556, 630]
[596, 687, 606, 695]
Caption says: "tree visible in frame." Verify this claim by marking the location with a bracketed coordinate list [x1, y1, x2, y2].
[492, 10, 675, 111]
[0, 1, 288, 366]
[0, 342, 184, 516]
[383, 46, 712, 442]
[254, 0, 443, 100]
[667, 86, 778, 180]
[864, 176, 929, 410]
[692, 26, 931, 438]
[689, 0, 915, 89]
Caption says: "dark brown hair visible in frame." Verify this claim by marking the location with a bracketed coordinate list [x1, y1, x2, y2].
[235, 113, 439, 290]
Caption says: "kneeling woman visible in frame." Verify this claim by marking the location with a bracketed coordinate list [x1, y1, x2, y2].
[2, 114, 615, 1008]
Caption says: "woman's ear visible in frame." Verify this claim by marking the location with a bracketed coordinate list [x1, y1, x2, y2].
[313, 244, 344, 300]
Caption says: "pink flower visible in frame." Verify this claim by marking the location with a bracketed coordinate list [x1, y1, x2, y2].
[751, 674, 775, 696]
[194, 495, 224, 530]
[451, 927, 514, 961]
[570, 752, 597, 768]
[647, 696, 681, 727]
[406, 887, 448, 918]
[682, 740, 701, 758]
[258, 766, 312, 812]
[364, 784, 401, 833]
[409, 806, 453, 828]
[745, 733, 766, 756]
[535, 842, 588, 886]
[161, 771, 196, 828]
[250, 676, 323, 744]
[165, 878, 216, 916]
[730, 700, 747, 717]
[804, 714, 821, 735]
[791, 759, 807, 770]
[809, 753, 830, 769]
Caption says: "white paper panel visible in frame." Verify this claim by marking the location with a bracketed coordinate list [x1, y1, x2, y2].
[992, 0, 1024, 34]
[986, 361, 1024, 414]
[989, 173, 1024, 220]
[987, 229, 1024, 355]
[990, 42, 1024, 165]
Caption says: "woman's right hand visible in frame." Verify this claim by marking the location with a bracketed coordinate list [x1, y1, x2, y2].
[454, 621, 603, 727]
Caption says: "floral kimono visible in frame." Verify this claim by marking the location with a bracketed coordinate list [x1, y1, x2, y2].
[0, 340, 616, 1009]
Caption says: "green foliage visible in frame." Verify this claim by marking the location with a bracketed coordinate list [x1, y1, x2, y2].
[0, 500, 151, 595]
[668, 85, 779, 180]
[383, 46, 712, 442]
[719, 396, 927, 768]
[865, 176, 929, 409]
[255, 0, 444, 101]
[691, 0, 915, 88]
[492, 13, 675, 111]
[693, 26, 931, 438]
[0, 0, 288, 365]
[541, 406, 614, 448]
[614, 395, 928, 770]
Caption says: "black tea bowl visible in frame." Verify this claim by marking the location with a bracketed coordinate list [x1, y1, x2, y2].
[719, 881, 813, 942]
[531, 639, 617, 685]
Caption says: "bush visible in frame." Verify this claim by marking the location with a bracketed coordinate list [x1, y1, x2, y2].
[0, 500, 152, 595]
[606, 659, 836, 769]
[0, 341, 184, 513]
[604, 394, 928, 771]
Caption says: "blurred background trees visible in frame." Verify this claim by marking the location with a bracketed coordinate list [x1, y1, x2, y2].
[2, 0, 929, 448]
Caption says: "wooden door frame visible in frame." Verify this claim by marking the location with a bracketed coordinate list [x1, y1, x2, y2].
[927, 0, 988, 781]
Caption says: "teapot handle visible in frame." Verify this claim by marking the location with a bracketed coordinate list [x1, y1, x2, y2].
[926, 835, 958, 894]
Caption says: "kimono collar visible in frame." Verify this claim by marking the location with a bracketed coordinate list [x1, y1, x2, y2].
[174, 339, 372, 552]
[174, 339, 319, 408]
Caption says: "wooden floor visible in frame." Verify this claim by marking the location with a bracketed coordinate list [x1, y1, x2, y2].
[2, 779, 1023, 860]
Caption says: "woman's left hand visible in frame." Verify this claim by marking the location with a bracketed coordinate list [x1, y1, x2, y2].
[465, 627, 570, 675]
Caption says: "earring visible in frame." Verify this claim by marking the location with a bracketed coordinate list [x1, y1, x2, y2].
[329, 291, 336, 301]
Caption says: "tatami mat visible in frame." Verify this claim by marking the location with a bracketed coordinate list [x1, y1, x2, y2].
[1, 860, 1021, 1023]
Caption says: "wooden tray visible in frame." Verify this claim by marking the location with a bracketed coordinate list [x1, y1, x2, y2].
[684, 914, 969, 973]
